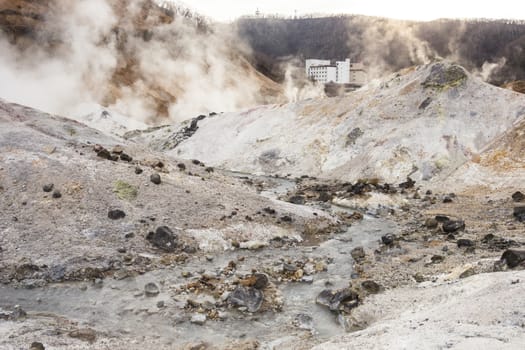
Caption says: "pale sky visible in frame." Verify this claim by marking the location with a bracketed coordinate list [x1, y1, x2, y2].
[174, 0, 524, 22]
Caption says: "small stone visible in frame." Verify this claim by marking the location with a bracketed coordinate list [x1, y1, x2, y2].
[177, 163, 186, 171]
[414, 273, 425, 283]
[513, 206, 525, 222]
[108, 209, 126, 220]
[442, 220, 465, 233]
[30, 342, 45, 350]
[361, 280, 381, 294]
[150, 173, 161, 185]
[112, 145, 124, 154]
[350, 247, 366, 262]
[52, 190, 62, 198]
[135, 167, 143, 174]
[435, 215, 450, 222]
[205, 167, 214, 173]
[431, 255, 444, 263]
[42, 184, 54, 192]
[280, 215, 292, 222]
[512, 191, 525, 202]
[120, 153, 132, 162]
[442, 196, 453, 203]
[190, 313, 207, 325]
[68, 328, 97, 343]
[459, 268, 476, 279]
[457, 239, 474, 248]
[253, 273, 269, 289]
[157, 300, 165, 308]
[314, 261, 327, 272]
[146, 226, 178, 252]
[117, 247, 126, 253]
[294, 269, 304, 279]
[425, 218, 438, 229]
[144, 282, 160, 297]
[263, 207, 276, 215]
[228, 286, 264, 313]
[96, 148, 112, 160]
[381, 234, 395, 245]
[288, 195, 305, 205]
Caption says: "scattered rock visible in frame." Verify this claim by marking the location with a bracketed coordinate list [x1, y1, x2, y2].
[253, 273, 269, 289]
[288, 195, 305, 205]
[146, 226, 178, 252]
[228, 286, 264, 313]
[316, 288, 358, 313]
[263, 207, 276, 215]
[112, 145, 124, 154]
[361, 280, 382, 294]
[135, 167, 143, 174]
[108, 209, 126, 220]
[351, 247, 366, 262]
[318, 191, 333, 202]
[459, 267, 476, 279]
[150, 173, 161, 185]
[239, 240, 267, 250]
[442, 196, 453, 203]
[513, 206, 525, 222]
[144, 282, 160, 297]
[177, 163, 186, 171]
[512, 191, 525, 202]
[457, 239, 474, 248]
[280, 215, 292, 223]
[435, 215, 450, 222]
[501, 249, 525, 268]
[205, 167, 214, 173]
[68, 328, 97, 343]
[431, 255, 445, 263]
[95, 146, 112, 160]
[418, 96, 432, 110]
[191, 313, 207, 325]
[52, 190, 62, 198]
[120, 153, 132, 162]
[381, 234, 395, 246]
[399, 177, 415, 189]
[346, 127, 364, 145]
[442, 220, 465, 233]
[30, 342, 45, 350]
[42, 183, 54, 192]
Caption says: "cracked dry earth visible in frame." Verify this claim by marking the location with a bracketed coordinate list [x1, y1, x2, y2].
[1, 98, 525, 350]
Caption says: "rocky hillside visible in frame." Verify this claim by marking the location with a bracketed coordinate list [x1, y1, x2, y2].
[0, 0, 284, 123]
[134, 61, 525, 188]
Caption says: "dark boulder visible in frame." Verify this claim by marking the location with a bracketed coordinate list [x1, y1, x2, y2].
[42, 183, 54, 192]
[442, 220, 465, 233]
[288, 195, 305, 205]
[512, 191, 525, 202]
[150, 173, 161, 185]
[146, 226, 178, 252]
[52, 190, 62, 198]
[457, 239, 474, 248]
[399, 177, 415, 189]
[228, 286, 264, 313]
[381, 234, 395, 246]
[316, 288, 359, 313]
[108, 209, 126, 220]
[120, 153, 132, 162]
[513, 206, 525, 222]
[501, 249, 525, 268]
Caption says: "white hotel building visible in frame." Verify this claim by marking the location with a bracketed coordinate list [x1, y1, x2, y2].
[306, 58, 366, 86]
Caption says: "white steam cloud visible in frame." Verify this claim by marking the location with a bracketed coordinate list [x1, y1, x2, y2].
[0, 0, 278, 125]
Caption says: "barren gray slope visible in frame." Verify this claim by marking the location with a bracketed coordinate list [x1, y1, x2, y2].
[0, 99, 327, 284]
[141, 61, 525, 185]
